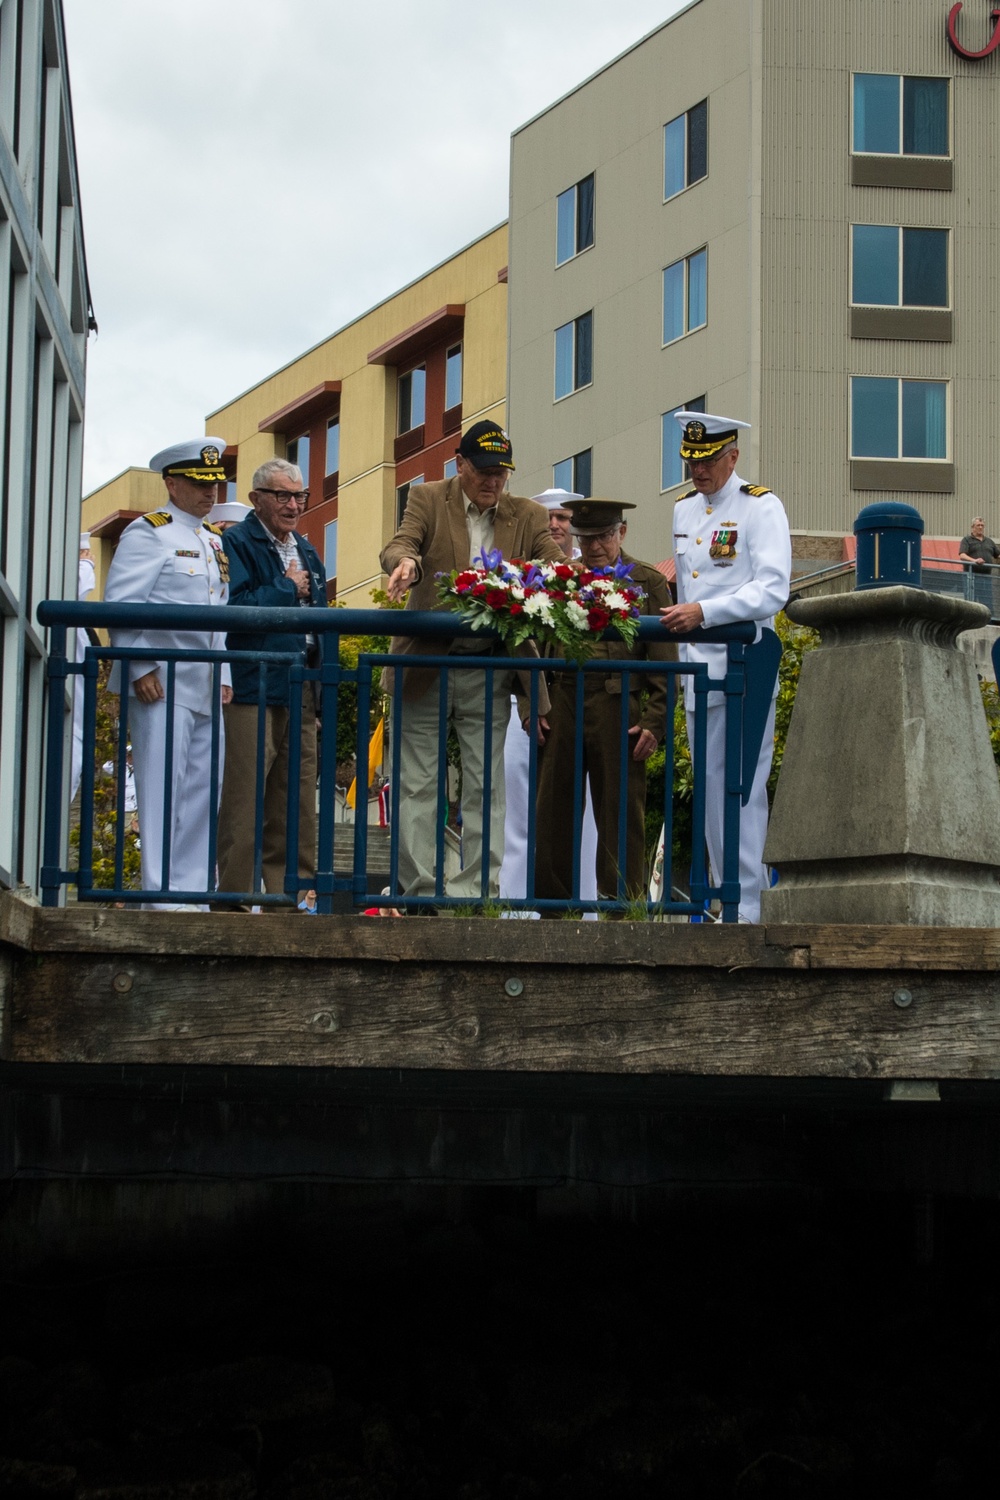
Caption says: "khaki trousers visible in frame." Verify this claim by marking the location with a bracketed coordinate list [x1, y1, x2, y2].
[217, 702, 317, 902]
[387, 665, 510, 900]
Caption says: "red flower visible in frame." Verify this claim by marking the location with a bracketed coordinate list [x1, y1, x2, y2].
[553, 564, 574, 580]
[472, 584, 487, 597]
[510, 603, 524, 617]
[587, 607, 611, 631]
[486, 589, 508, 609]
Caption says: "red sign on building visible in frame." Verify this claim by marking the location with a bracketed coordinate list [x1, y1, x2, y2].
[947, 3, 1000, 58]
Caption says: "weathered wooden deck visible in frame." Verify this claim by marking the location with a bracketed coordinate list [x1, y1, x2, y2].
[3, 892, 998, 1080]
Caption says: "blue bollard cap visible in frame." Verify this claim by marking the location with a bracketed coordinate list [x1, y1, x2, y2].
[853, 502, 925, 535]
[854, 503, 923, 589]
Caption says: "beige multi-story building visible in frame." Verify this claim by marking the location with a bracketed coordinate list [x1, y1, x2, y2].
[507, 0, 999, 568]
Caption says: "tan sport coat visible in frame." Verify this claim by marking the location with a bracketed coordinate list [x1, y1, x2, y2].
[379, 477, 564, 700]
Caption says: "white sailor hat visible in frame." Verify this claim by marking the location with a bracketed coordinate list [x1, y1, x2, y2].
[207, 500, 252, 526]
[674, 411, 750, 461]
[150, 436, 228, 484]
[532, 487, 585, 512]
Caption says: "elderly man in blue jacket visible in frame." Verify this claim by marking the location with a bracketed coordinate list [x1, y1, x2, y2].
[216, 458, 327, 908]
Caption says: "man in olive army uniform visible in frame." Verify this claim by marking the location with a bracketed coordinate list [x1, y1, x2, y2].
[533, 499, 676, 907]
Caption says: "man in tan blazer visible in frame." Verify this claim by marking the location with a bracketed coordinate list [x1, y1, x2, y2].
[380, 421, 563, 905]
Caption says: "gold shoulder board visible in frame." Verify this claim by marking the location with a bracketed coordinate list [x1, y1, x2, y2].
[678, 489, 698, 500]
[142, 510, 173, 526]
[740, 484, 771, 497]
[204, 522, 224, 536]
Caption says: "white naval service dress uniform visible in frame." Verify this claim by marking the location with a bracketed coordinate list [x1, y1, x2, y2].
[104, 502, 231, 909]
[672, 472, 791, 922]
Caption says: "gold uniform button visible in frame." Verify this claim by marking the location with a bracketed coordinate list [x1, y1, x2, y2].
[696, 537, 702, 545]
[692, 570, 699, 579]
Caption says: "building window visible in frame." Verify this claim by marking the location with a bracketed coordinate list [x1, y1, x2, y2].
[553, 449, 592, 497]
[663, 249, 707, 345]
[325, 418, 340, 476]
[287, 433, 310, 477]
[660, 396, 707, 491]
[443, 458, 457, 479]
[445, 344, 463, 410]
[554, 311, 593, 399]
[850, 377, 947, 459]
[556, 173, 595, 266]
[852, 75, 949, 156]
[396, 475, 423, 528]
[851, 226, 948, 308]
[324, 519, 338, 580]
[398, 366, 426, 434]
[664, 100, 707, 200]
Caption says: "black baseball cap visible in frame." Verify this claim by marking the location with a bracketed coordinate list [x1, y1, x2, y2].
[456, 421, 515, 471]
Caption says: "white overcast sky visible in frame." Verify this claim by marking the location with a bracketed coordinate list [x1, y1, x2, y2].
[63, 0, 686, 494]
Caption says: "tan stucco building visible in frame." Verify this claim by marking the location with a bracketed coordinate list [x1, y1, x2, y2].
[507, 0, 999, 568]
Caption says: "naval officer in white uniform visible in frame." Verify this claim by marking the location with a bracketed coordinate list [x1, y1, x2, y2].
[104, 438, 233, 910]
[659, 413, 791, 922]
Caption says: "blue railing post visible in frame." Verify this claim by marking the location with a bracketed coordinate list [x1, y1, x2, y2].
[353, 661, 374, 911]
[40, 621, 69, 906]
[284, 659, 307, 906]
[315, 642, 341, 915]
[719, 642, 746, 923]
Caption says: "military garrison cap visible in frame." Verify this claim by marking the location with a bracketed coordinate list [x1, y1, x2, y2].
[674, 411, 750, 461]
[150, 436, 228, 484]
[565, 499, 636, 536]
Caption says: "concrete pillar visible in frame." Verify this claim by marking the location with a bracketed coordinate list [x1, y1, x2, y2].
[762, 586, 1000, 926]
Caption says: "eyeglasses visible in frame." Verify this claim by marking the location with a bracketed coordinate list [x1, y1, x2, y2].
[580, 526, 622, 543]
[255, 488, 310, 507]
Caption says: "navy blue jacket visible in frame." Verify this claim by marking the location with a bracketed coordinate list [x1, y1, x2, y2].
[224, 512, 328, 705]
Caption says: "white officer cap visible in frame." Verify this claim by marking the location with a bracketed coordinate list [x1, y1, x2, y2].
[149, 436, 228, 483]
[207, 500, 252, 525]
[674, 411, 751, 461]
[532, 487, 585, 511]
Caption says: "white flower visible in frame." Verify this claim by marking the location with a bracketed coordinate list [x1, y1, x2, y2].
[565, 599, 590, 632]
[603, 591, 629, 612]
[524, 592, 554, 621]
[510, 585, 525, 601]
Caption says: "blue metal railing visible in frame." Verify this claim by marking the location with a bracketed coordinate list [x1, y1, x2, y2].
[37, 601, 773, 920]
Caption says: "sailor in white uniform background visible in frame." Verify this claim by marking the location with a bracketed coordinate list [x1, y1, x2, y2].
[659, 413, 791, 923]
[498, 488, 599, 915]
[104, 438, 233, 910]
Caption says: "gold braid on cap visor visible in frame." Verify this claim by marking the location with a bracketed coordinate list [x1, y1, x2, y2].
[678, 433, 738, 461]
[163, 466, 227, 483]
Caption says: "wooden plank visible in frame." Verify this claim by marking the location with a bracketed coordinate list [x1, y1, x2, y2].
[9, 897, 1000, 974]
[765, 924, 1000, 971]
[16, 899, 792, 969]
[10, 953, 1000, 1078]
